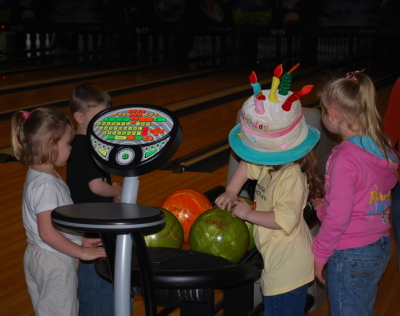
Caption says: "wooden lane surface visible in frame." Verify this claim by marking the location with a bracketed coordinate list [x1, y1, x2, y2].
[0, 61, 118, 89]
[0, 60, 243, 114]
[0, 64, 326, 156]
[0, 52, 243, 90]
[0, 64, 269, 149]
[0, 70, 394, 167]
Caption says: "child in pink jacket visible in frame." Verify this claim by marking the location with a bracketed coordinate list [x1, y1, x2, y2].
[312, 70, 398, 316]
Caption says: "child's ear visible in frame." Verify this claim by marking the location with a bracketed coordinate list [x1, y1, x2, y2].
[74, 111, 84, 124]
[326, 107, 338, 121]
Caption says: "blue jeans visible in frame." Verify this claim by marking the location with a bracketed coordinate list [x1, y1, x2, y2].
[263, 284, 308, 316]
[391, 181, 400, 269]
[327, 236, 391, 316]
[78, 261, 114, 316]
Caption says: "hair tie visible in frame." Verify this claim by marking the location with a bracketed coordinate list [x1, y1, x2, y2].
[22, 111, 30, 120]
[345, 69, 365, 82]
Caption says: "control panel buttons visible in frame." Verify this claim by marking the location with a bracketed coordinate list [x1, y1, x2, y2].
[116, 148, 135, 165]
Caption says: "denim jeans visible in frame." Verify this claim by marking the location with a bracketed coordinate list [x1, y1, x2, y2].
[78, 260, 114, 316]
[263, 283, 308, 316]
[391, 181, 400, 269]
[327, 236, 391, 316]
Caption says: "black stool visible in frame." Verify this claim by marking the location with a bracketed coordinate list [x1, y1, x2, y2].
[51, 203, 165, 316]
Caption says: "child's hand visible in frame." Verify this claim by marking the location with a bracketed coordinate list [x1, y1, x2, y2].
[311, 197, 325, 211]
[81, 246, 107, 260]
[215, 191, 238, 211]
[314, 261, 326, 284]
[112, 182, 122, 202]
[231, 198, 252, 220]
[82, 237, 102, 248]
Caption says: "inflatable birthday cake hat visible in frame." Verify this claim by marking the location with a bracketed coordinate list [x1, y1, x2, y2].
[228, 64, 320, 165]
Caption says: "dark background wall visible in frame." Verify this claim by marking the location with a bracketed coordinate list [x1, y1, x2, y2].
[1, 0, 399, 59]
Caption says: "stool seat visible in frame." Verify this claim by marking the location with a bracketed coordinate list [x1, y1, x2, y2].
[51, 203, 165, 234]
[51, 202, 165, 316]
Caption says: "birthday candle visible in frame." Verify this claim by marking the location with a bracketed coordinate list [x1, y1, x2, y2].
[278, 63, 300, 96]
[249, 71, 262, 97]
[249, 71, 266, 114]
[281, 85, 313, 111]
[268, 64, 283, 103]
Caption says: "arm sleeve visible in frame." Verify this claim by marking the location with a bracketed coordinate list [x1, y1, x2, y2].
[77, 147, 106, 183]
[312, 155, 357, 263]
[273, 176, 307, 236]
[32, 183, 62, 214]
[246, 163, 263, 180]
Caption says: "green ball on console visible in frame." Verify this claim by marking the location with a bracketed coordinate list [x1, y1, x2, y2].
[189, 207, 249, 263]
[144, 208, 184, 249]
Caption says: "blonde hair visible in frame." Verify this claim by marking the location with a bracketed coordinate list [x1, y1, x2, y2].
[269, 147, 325, 200]
[69, 83, 112, 114]
[11, 107, 74, 166]
[318, 72, 395, 163]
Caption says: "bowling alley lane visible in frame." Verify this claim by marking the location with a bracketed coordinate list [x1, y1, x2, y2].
[0, 58, 395, 159]
[0, 52, 245, 90]
[0, 62, 275, 149]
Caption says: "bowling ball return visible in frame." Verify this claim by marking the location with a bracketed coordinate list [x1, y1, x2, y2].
[94, 186, 265, 316]
[93, 185, 318, 315]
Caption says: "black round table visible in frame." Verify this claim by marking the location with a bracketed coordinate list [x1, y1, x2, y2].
[51, 203, 165, 316]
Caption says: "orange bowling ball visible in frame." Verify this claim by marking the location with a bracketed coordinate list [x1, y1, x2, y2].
[161, 189, 213, 243]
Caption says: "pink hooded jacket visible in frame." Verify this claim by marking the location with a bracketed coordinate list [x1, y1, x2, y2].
[312, 140, 398, 264]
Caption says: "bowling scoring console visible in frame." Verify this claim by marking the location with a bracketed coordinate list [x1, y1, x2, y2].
[87, 104, 182, 177]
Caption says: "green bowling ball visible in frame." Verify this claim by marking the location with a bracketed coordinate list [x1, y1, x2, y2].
[238, 196, 256, 251]
[189, 207, 249, 263]
[144, 208, 183, 248]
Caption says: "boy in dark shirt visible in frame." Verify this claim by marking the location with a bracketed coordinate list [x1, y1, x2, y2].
[67, 83, 122, 316]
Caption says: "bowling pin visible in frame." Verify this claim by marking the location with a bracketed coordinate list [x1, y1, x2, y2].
[352, 38, 357, 55]
[157, 35, 164, 52]
[291, 37, 296, 53]
[35, 33, 40, 56]
[45, 33, 50, 55]
[205, 36, 212, 65]
[137, 35, 142, 63]
[26, 33, 31, 57]
[137, 35, 142, 53]
[148, 35, 153, 53]
[280, 37, 287, 56]
[333, 38, 337, 59]
[270, 37, 275, 57]
[215, 36, 221, 66]
[157, 35, 164, 62]
[262, 37, 267, 57]
[87, 34, 93, 60]
[97, 34, 102, 49]
[88, 34, 94, 51]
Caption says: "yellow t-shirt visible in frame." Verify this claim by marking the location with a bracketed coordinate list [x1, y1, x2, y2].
[247, 162, 314, 296]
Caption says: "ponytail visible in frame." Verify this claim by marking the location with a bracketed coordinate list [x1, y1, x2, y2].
[10, 107, 73, 166]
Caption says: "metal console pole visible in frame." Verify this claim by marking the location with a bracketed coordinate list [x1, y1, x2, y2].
[114, 176, 139, 316]
[114, 176, 157, 316]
